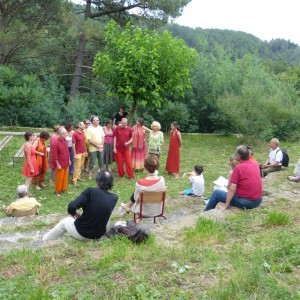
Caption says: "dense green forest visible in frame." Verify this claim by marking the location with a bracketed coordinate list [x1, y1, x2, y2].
[1, 0, 300, 141]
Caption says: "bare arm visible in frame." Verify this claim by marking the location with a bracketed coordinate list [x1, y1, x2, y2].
[224, 183, 237, 209]
[177, 132, 182, 146]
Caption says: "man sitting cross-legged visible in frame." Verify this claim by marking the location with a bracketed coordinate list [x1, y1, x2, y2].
[204, 145, 263, 211]
[43, 170, 118, 241]
[2, 185, 41, 217]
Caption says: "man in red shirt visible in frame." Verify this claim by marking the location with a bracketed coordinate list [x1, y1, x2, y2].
[204, 145, 263, 211]
[72, 121, 88, 186]
[52, 127, 71, 196]
[113, 118, 134, 179]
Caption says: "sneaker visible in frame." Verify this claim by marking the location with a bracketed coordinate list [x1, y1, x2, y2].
[204, 199, 209, 205]
[55, 192, 61, 197]
[35, 185, 41, 191]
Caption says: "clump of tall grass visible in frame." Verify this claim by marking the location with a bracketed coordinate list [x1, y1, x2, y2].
[264, 210, 289, 226]
[183, 217, 226, 245]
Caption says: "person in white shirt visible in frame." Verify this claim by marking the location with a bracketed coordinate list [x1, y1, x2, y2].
[261, 138, 282, 177]
[179, 165, 204, 197]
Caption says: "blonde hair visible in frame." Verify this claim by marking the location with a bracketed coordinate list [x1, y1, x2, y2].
[228, 155, 238, 167]
[270, 138, 279, 146]
[151, 121, 161, 130]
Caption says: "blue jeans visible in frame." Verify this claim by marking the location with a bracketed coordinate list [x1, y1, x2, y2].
[204, 189, 262, 211]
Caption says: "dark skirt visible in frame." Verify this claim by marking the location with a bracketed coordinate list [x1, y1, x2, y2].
[103, 143, 113, 165]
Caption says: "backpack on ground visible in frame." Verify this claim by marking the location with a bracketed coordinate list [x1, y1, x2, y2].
[277, 149, 289, 167]
[106, 221, 150, 244]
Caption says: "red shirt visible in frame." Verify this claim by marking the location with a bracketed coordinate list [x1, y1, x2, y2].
[52, 137, 70, 168]
[230, 160, 262, 199]
[114, 126, 132, 152]
[72, 130, 86, 154]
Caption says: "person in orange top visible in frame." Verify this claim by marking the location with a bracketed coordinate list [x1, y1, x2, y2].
[22, 132, 39, 194]
[32, 131, 50, 190]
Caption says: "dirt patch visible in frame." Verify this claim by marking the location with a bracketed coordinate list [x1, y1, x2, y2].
[0, 265, 26, 279]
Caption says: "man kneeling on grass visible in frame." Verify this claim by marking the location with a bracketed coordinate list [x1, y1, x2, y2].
[43, 170, 118, 241]
[2, 185, 41, 217]
[204, 145, 263, 211]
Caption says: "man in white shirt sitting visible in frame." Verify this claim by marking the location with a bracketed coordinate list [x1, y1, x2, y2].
[261, 138, 282, 177]
[2, 185, 41, 217]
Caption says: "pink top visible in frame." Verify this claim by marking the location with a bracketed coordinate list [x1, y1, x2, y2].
[103, 126, 114, 144]
[229, 160, 262, 199]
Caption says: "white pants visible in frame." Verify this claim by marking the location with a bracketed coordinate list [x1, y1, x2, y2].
[42, 216, 89, 241]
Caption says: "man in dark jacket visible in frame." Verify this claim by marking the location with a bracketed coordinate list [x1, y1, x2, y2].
[43, 170, 118, 241]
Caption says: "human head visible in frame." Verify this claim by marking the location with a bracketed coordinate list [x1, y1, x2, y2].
[119, 106, 125, 113]
[270, 138, 279, 150]
[121, 118, 128, 128]
[151, 121, 161, 131]
[24, 131, 34, 141]
[91, 115, 100, 127]
[77, 121, 85, 130]
[246, 145, 254, 156]
[39, 131, 50, 141]
[53, 125, 60, 133]
[144, 155, 159, 174]
[96, 170, 114, 190]
[85, 119, 91, 128]
[106, 120, 113, 128]
[171, 121, 180, 131]
[58, 126, 67, 139]
[17, 185, 28, 198]
[136, 118, 144, 126]
[235, 145, 249, 161]
[194, 165, 203, 175]
[65, 122, 73, 132]
[228, 154, 238, 167]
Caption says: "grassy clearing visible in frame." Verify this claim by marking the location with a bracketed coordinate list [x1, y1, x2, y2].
[1, 131, 300, 299]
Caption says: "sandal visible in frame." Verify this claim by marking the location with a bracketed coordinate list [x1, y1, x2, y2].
[120, 203, 131, 214]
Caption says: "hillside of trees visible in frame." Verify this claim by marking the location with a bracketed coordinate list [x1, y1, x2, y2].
[1, 0, 300, 141]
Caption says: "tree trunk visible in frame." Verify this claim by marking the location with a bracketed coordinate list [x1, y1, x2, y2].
[128, 99, 137, 126]
[70, 31, 87, 97]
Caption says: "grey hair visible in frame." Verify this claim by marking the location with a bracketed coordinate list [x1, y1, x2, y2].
[58, 126, 66, 135]
[17, 185, 28, 198]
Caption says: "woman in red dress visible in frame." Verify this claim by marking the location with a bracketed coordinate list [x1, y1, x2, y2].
[22, 132, 39, 194]
[165, 121, 182, 178]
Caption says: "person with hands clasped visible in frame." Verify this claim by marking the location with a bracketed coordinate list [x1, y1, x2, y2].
[113, 118, 135, 180]
[52, 127, 71, 196]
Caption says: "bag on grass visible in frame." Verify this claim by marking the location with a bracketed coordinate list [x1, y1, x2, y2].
[277, 149, 289, 167]
[106, 221, 150, 244]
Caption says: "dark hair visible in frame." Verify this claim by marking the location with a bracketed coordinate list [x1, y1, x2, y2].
[96, 170, 114, 190]
[65, 122, 73, 131]
[246, 145, 254, 155]
[144, 155, 159, 174]
[24, 131, 34, 141]
[106, 120, 113, 126]
[136, 117, 144, 126]
[194, 165, 203, 175]
[53, 125, 60, 132]
[236, 145, 249, 160]
[39, 131, 50, 140]
[171, 121, 180, 131]
[119, 106, 125, 110]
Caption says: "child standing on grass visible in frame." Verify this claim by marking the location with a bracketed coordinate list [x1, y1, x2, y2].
[179, 165, 204, 197]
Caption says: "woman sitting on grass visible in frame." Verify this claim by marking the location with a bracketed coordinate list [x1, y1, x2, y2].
[120, 155, 166, 219]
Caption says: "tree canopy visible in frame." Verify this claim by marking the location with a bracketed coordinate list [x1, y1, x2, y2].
[93, 20, 196, 124]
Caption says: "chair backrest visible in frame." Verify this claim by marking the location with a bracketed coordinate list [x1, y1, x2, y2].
[11, 207, 39, 217]
[140, 191, 166, 203]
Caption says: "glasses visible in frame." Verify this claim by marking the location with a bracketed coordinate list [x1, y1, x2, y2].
[85, 123, 90, 125]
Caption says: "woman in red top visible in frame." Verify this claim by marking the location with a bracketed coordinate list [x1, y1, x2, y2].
[32, 131, 50, 190]
[131, 118, 147, 170]
[165, 121, 182, 178]
[22, 132, 39, 194]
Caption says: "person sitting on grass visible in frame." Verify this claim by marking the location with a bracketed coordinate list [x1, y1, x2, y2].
[2, 185, 41, 217]
[260, 138, 282, 177]
[120, 155, 166, 218]
[204, 145, 263, 211]
[288, 158, 300, 182]
[179, 165, 204, 197]
[43, 170, 118, 241]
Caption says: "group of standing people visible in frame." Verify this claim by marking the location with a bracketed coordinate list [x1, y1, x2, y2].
[21, 105, 183, 197]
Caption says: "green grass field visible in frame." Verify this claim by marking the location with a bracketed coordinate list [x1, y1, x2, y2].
[0, 132, 300, 299]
